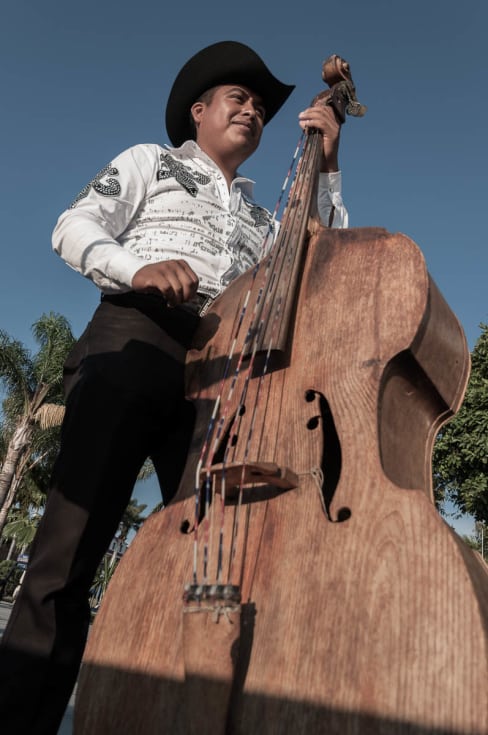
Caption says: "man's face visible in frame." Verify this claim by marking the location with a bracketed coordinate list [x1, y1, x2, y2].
[191, 84, 266, 164]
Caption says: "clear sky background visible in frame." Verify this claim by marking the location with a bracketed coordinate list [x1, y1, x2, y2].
[1, 0, 486, 536]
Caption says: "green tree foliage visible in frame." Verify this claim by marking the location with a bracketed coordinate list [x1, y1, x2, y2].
[90, 498, 148, 612]
[0, 559, 24, 599]
[2, 506, 43, 549]
[433, 324, 488, 524]
[118, 498, 148, 544]
[0, 313, 75, 535]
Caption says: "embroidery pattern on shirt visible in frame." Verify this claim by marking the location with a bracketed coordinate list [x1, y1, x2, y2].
[240, 193, 272, 230]
[249, 204, 272, 228]
[157, 153, 211, 197]
[70, 164, 121, 208]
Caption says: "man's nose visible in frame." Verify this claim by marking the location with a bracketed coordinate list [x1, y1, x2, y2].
[241, 101, 257, 117]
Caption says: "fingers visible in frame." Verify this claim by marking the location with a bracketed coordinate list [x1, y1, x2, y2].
[131, 259, 200, 306]
[298, 103, 340, 137]
[298, 103, 341, 172]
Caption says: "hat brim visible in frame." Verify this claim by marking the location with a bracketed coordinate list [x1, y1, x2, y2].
[165, 41, 295, 147]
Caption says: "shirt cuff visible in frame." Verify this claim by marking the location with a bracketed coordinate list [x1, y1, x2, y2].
[317, 171, 348, 228]
[104, 248, 147, 290]
[319, 170, 342, 191]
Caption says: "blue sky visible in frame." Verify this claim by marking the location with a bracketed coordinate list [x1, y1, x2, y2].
[1, 0, 486, 536]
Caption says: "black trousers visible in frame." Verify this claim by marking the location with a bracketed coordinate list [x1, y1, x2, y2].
[0, 294, 200, 734]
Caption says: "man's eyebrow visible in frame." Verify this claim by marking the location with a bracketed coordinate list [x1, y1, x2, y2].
[227, 86, 265, 107]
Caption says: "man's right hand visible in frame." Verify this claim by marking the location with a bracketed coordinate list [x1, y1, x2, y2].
[131, 259, 199, 307]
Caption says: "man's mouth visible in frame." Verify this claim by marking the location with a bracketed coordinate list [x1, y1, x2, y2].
[232, 120, 255, 134]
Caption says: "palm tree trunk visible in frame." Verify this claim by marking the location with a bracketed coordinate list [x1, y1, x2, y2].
[0, 471, 24, 537]
[0, 418, 32, 513]
[6, 535, 17, 560]
[109, 540, 119, 567]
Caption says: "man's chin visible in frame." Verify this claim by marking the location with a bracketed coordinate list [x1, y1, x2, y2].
[231, 130, 260, 153]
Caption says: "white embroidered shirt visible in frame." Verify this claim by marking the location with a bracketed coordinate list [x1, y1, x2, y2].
[52, 141, 348, 298]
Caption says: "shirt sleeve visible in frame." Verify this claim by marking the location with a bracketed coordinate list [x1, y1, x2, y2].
[317, 171, 349, 228]
[52, 145, 156, 292]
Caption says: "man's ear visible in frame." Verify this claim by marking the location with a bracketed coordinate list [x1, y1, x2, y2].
[190, 101, 205, 128]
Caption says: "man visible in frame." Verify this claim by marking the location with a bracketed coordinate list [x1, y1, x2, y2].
[0, 41, 347, 734]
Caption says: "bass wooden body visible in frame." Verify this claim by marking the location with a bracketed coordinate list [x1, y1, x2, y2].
[74, 227, 488, 734]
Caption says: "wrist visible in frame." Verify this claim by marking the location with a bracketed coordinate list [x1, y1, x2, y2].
[320, 137, 340, 172]
[320, 155, 339, 173]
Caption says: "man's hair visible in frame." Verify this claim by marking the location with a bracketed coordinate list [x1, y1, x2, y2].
[188, 87, 218, 141]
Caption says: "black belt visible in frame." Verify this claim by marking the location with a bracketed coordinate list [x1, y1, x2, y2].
[183, 292, 214, 316]
[101, 291, 214, 317]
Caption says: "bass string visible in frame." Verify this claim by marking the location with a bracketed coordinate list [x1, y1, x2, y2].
[198, 133, 309, 476]
[190, 135, 307, 584]
[194, 131, 319, 585]
[208, 130, 317, 472]
[226, 292, 287, 583]
[193, 128, 308, 479]
[224, 131, 325, 583]
[191, 129, 323, 585]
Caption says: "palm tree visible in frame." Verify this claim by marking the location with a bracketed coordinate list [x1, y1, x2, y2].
[89, 497, 148, 611]
[0, 313, 75, 535]
[1, 480, 47, 560]
[108, 498, 148, 564]
[2, 507, 43, 551]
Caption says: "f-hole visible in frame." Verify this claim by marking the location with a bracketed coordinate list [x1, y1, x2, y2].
[308, 391, 348, 522]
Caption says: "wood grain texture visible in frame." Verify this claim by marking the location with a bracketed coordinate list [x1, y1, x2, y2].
[74, 228, 487, 734]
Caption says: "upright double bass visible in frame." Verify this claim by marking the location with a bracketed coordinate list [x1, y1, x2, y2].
[75, 56, 488, 734]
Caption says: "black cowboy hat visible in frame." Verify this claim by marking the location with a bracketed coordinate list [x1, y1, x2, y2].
[165, 41, 295, 147]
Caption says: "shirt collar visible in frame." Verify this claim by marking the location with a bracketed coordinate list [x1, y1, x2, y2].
[164, 139, 256, 198]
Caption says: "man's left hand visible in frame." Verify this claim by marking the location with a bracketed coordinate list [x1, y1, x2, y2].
[298, 103, 341, 173]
